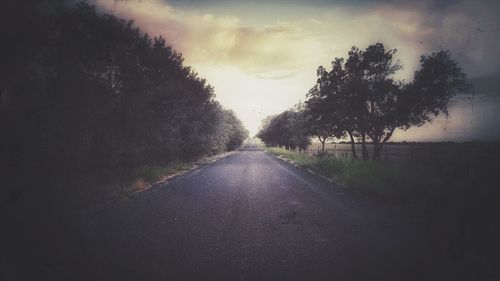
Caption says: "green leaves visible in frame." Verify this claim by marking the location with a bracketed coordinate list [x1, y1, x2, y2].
[0, 2, 248, 188]
[262, 43, 468, 160]
[258, 109, 310, 150]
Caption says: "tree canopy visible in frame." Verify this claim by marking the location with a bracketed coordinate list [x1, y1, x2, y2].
[262, 43, 469, 160]
[258, 108, 310, 150]
[0, 2, 248, 194]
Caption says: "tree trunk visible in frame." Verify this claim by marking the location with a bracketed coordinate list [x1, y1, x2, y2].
[348, 131, 357, 159]
[361, 132, 369, 160]
[372, 142, 383, 160]
[372, 128, 396, 161]
[318, 136, 326, 154]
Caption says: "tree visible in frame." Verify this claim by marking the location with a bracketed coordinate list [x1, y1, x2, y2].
[345, 43, 403, 160]
[306, 43, 469, 160]
[304, 94, 333, 153]
[220, 109, 249, 151]
[258, 109, 310, 150]
[0, 2, 249, 197]
[357, 46, 469, 160]
[307, 57, 361, 158]
[404, 50, 470, 127]
[305, 62, 347, 154]
[287, 107, 311, 151]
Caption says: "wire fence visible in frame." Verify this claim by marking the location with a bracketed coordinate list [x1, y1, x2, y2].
[299, 142, 500, 163]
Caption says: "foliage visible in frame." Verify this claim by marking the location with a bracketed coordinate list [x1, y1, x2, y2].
[404, 50, 470, 126]
[257, 108, 310, 150]
[305, 57, 357, 155]
[126, 162, 193, 195]
[0, 2, 248, 195]
[304, 43, 469, 159]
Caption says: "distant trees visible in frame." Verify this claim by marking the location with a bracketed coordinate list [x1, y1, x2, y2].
[258, 108, 310, 150]
[0, 2, 248, 191]
[260, 43, 469, 160]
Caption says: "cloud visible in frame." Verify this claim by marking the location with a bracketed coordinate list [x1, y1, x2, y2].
[356, 0, 500, 77]
[94, 0, 500, 79]
[94, 0, 327, 77]
[92, 0, 500, 138]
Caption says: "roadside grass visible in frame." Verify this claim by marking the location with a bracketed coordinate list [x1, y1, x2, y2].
[119, 149, 239, 198]
[121, 161, 193, 196]
[257, 141, 441, 201]
[255, 139, 500, 261]
[69, 150, 240, 208]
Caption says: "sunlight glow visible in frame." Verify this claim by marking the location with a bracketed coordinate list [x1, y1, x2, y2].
[94, 0, 500, 140]
[192, 66, 315, 135]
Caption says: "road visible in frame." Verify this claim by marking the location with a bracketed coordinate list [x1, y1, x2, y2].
[5, 143, 462, 281]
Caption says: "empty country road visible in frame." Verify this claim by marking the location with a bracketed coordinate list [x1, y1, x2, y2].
[5, 143, 460, 281]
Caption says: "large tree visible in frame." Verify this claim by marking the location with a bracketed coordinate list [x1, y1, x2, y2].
[358, 46, 469, 159]
[305, 60, 348, 154]
[346, 43, 403, 160]
[307, 57, 366, 158]
[306, 43, 469, 160]
[404, 50, 470, 128]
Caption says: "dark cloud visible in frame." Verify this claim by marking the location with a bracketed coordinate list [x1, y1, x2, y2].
[164, 0, 464, 12]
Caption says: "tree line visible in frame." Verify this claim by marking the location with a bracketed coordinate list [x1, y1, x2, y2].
[258, 43, 469, 160]
[0, 1, 248, 193]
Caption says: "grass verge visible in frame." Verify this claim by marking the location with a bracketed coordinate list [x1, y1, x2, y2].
[255, 139, 441, 202]
[123, 161, 194, 195]
[119, 151, 237, 198]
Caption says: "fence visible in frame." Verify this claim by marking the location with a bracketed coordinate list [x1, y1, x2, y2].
[299, 142, 500, 163]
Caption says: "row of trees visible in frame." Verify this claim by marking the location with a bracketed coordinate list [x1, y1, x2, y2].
[258, 109, 310, 150]
[0, 2, 248, 192]
[258, 43, 468, 160]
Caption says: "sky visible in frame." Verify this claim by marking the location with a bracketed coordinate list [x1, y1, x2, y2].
[92, 0, 500, 140]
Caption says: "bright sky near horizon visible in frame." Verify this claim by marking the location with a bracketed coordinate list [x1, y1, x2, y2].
[93, 0, 500, 140]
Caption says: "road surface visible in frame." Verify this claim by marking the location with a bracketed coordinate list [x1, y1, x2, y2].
[5, 143, 464, 281]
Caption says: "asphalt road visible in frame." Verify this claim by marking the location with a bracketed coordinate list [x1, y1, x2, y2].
[5, 143, 465, 281]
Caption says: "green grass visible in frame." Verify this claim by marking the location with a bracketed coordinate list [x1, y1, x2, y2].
[258, 142, 439, 201]
[131, 162, 192, 182]
[122, 161, 193, 196]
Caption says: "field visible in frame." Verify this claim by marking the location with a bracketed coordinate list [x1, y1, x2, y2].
[305, 142, 500, 163]
[256, 139, 500, 203]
